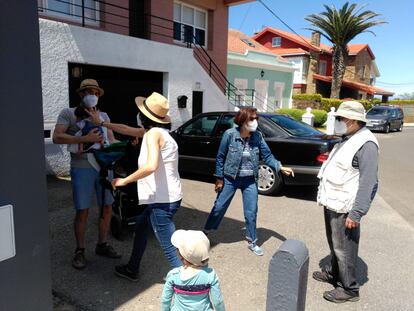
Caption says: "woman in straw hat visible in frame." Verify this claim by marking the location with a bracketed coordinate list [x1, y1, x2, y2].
[97, 92, 183, 281]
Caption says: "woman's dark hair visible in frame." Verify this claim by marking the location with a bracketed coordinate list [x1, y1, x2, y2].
[139, 111, 171, 130]
[234, 107, 257, 127]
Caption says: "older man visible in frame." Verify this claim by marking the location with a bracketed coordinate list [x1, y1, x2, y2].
[53, 79, 120, 269]
[313, 101, 379, 303]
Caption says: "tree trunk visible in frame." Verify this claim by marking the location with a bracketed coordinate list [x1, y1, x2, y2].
[330, 45, 347, 98]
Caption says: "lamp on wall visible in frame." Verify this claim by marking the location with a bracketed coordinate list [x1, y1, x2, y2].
[260, 70, 265, 78]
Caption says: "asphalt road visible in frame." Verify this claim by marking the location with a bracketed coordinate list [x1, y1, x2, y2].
[375, 127, 414, 227]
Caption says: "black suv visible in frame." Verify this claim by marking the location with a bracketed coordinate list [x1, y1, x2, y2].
[366, 105, 404, 133]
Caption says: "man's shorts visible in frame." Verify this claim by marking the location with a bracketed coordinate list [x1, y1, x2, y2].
[70, 167, 114, 210]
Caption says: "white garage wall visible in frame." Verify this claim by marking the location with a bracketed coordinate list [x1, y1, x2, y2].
[39, 18, 230, 175]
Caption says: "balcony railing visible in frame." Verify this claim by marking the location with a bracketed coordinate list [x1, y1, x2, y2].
[38, 0, 273, 110]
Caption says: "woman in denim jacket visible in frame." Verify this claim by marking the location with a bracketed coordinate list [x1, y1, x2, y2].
[203, 107, 294, 256]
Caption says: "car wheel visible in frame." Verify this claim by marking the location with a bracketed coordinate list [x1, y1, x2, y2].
[110, 215, 123, 241]
[258, 164, 283, 195]
[384, 123, 390, 134]
[397, 122, 403, 132]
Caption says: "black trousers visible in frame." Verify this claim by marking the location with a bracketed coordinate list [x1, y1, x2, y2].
[324, 207, 360, 293]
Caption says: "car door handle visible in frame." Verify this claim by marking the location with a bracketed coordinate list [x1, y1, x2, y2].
[200, 141, 211, 144]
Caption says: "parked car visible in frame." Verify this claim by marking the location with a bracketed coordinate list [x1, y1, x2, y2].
[366, 105, 404, 133]
[171, 111, 340, 195]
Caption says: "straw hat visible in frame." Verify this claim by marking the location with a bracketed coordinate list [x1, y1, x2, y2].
[335, 101, 367, 123]
[76, 79, 104, 96]
[171, 230, 210, 266]
[135, 92, 171, 124]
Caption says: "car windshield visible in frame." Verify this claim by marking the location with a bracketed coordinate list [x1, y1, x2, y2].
[266, 114, 322, 137]
[367, 108, 390, 116]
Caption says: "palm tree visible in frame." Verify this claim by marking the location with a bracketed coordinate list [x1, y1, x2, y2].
[305, 2, 385, 98]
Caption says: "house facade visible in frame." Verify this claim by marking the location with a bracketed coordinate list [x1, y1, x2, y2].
[253, 27, 394, 101]
[227, 29, 295, 111]
[37, 0, 253, 175]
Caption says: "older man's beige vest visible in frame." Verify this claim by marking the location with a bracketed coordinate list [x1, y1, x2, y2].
[317, 127, 378, 213]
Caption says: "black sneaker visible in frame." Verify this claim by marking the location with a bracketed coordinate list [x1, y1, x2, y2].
[115, 264, 139, 282]
[95, 243, 121, 258]
[312, 270, 336, 284]
[323, 288, 360, 303]
[72, 249, 86, 270]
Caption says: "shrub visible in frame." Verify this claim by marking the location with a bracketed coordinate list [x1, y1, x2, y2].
[278, 108, 303, 121]
[389, 100, 414, 105]
[277, 108, 327, 127]
[292, 93, 322, 101]
[321, 98, 343, 111]
[312, 109, 328, 127]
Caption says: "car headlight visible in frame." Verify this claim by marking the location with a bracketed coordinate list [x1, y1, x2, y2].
[378, 120, 386, 124]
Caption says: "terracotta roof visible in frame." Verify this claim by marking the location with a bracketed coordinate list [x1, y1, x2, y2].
[313, 74, 394, 96]
[253, 27, 376, 59]
[348, 44, 375, 59]
[228, 29, 288, 62]
[253, 27, 332, 53]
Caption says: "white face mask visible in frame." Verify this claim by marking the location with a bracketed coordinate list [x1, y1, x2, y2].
[244, 119, 258, 132]
[334, 120, 348, 135]
[82, 94, 99, 108]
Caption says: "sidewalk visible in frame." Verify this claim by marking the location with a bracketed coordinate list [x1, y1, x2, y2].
[48, 176, 414, 311]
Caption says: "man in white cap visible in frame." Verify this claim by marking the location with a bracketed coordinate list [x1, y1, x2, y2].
[313, 101, 379, 303]
[53, 79, 121, 269]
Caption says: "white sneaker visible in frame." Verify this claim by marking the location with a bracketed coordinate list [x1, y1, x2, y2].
[248, 243, 264, 256]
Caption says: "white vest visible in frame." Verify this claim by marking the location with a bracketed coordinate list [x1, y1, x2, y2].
[317, 127, 378, 213]
[137, 128, 183, 204]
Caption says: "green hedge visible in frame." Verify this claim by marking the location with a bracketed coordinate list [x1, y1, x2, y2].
[389, 100, 414, 105]
[292, 93, 322, 101]
[278, 108, 327, 127]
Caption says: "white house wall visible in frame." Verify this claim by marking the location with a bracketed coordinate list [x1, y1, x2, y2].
[39, 18, 230, 175]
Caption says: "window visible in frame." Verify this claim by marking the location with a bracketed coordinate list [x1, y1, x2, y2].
[216, 115, 236, 136]
[359, 66, 366, 80]
[318, 60, 327, 75]
[38, 0, 99, 24]
[174, 2, 207, 47]
[272, 37, 281, 47]
[181, 115, 219, 137]
[241, 38, 255, 47]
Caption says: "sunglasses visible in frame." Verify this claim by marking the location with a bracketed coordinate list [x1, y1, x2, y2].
[335, 116, 346, 121]
[249, 116, 259, 121]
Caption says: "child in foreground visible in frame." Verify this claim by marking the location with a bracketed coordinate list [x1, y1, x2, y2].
[161, 230, 225, 311]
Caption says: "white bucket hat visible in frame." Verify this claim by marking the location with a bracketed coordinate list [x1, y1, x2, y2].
[335, 101, 367, 123]
[171, 230, 210, 266]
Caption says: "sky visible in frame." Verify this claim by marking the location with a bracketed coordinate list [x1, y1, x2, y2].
[229, 0, 414, 97]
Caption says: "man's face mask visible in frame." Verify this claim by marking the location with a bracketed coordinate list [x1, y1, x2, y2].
[82, 94, 99, 108]
[334, 118, 350, 135]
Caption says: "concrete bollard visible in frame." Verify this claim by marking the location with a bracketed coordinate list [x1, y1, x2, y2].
[302, 107, 314, 127]
[266, 239, 309, 311]
[326, 107, 336, 135]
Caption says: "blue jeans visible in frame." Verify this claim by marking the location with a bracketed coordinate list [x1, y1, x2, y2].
[127, 200, 182, 273]
[204, 176, 259, 243]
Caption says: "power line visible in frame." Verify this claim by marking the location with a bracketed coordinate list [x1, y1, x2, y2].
[376, 81, 414, 86]
[257, 0, 322, 53]
[238, 3, 252, 31]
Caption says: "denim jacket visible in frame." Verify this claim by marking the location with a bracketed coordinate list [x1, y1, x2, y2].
[214, 127, 281, 182]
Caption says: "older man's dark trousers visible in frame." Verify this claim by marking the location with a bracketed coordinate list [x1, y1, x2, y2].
[324, 207, 360, 294]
